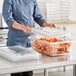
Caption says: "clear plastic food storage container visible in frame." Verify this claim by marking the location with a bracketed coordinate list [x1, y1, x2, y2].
[30, 27, 72, 56]
[33, 37, 71, 56]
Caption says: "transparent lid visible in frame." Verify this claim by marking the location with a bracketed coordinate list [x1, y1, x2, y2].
[31, 27, 71, 40]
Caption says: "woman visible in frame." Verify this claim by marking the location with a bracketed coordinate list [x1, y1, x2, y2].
[2, 0, 56, 76]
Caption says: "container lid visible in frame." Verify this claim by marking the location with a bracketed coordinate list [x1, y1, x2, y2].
[0, 46, 41, 62]
[32, 27, 71, 39]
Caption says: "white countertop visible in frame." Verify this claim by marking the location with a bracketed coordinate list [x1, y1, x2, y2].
[0, 42, 76, 74]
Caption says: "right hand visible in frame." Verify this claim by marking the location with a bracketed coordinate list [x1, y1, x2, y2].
[12, 22, 33, 33]
[22, 26, 33, 33]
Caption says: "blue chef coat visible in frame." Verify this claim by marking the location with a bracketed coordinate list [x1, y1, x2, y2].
[3, 0, 45, 47]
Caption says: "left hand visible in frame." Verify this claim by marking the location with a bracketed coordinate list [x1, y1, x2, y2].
[42, 22, 56, 28]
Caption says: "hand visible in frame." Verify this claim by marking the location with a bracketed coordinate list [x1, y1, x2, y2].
[22, 26, 32, 33]
[43, 22, 56, 28]
[12, 22, 32, 33]
[47, 23, 56, 28]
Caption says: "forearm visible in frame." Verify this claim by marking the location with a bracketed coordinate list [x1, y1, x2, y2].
[12, 22, 25, 31]
[12, 22, 32, 33]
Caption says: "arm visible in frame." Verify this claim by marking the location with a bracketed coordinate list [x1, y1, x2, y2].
[33, 0, 45, 26]
[33, 0, 56, 27]
[2, 0, 15, 28]
[2, 0, 32, 33]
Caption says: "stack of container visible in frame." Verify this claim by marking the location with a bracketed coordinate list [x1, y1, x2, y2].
[46, 0, 71, 23]
[37, 0, 71, 23]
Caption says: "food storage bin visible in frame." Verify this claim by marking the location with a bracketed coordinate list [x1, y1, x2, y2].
[33, 37, 71, 56]
[30, 27, 72, 56]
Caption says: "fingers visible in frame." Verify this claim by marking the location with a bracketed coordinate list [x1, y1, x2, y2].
[52, 24, 56, 28]
[23, 26, 32, 33]
[26, 26, 32, 33]
[42, 22, 56, 28]
[48, 24, 56, 28]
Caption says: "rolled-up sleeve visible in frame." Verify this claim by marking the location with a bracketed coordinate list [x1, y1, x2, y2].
[33, 0, 46, 26]
[2, 0, 15, 28]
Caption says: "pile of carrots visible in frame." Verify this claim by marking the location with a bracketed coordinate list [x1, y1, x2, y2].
[34, 37, 71, 56]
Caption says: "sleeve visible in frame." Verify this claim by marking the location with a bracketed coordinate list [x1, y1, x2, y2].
[33, 0, 46, 26]
[2, 0, 15, 28]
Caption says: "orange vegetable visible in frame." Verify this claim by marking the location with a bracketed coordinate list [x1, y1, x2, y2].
[34, 37, 71, 56]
